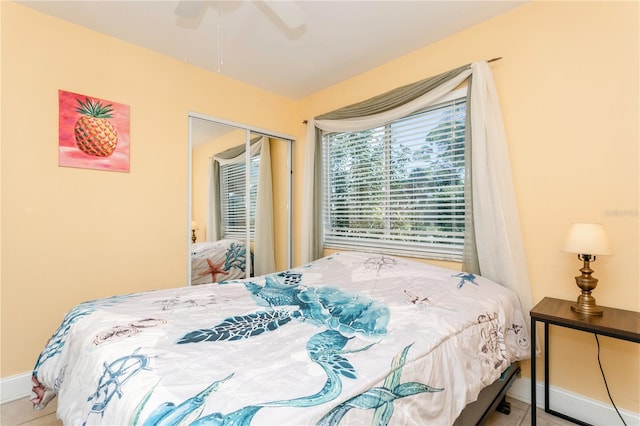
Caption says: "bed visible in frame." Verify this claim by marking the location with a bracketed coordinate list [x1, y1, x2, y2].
[31, 251, 530, 425]
[190, 239, 251, 285]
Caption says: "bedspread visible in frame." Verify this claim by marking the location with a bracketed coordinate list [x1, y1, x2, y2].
[32, 251, 530, 425]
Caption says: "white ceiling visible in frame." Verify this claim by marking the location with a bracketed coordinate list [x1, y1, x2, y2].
[18, 0, 525, 100]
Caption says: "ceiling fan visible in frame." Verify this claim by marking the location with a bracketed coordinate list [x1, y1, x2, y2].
[174, 0, 306, 30]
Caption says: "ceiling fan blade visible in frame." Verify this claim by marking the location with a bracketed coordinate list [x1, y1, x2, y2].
[261, 0, 306, 29]
[174, 0, 205, 19]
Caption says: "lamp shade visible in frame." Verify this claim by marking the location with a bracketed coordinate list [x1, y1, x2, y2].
[562, 223, 612, 255]
[191, 221, 200, 231]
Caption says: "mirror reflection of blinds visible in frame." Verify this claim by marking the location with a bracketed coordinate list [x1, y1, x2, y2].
[322, 97, 466, 261]
[220, 156, 260, 239]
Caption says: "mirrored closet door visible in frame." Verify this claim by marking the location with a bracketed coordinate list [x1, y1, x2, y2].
[188, 113, 293, 285]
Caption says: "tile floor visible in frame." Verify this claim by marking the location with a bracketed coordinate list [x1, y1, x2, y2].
[1, 395, 576, 425]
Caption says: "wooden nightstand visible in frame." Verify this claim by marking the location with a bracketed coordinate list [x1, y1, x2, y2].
[530, 297, 640, 426]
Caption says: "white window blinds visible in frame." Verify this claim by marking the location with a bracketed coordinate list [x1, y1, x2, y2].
[322, 96, 466, 261]
[220, 156, 260, 239]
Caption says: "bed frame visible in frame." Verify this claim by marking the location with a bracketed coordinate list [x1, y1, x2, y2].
[453, 362, 521, 425]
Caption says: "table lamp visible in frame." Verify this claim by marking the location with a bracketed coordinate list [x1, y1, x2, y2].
[191, 221, 199, 243]
[562, 223, 612, 316]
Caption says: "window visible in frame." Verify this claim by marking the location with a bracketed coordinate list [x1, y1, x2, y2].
[322, 94, 467, 261]
[220, 155, 260, 239]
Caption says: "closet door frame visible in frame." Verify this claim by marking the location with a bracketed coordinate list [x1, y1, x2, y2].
[187, 111, 294, 284]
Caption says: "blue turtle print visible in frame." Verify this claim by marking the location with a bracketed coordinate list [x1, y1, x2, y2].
[136, 270, 438, 425]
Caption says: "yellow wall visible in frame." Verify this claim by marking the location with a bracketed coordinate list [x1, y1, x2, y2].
[2, 0, 638, 415]
[0, 2, 297, 376]
[295, 1, 639, 413]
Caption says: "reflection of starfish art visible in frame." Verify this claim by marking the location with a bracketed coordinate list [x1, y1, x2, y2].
[362, 255, 399, 275]
[200, 259, 229, 283]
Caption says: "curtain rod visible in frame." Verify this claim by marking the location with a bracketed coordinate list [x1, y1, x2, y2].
[302, 57, 502, 124]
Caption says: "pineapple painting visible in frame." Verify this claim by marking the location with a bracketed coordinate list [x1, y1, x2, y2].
[58, 90, 130, 172]
[74, 97, 118, 157]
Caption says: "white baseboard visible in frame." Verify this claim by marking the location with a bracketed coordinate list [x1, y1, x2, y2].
[509, 376, 640, 426]
[0, 372, 32, 404]
[2, 371, 639, 425]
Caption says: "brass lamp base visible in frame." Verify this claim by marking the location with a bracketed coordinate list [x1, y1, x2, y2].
[571, 292, 603, 316]
[191, 229, 197, 244]
[570, 254, 603, 316]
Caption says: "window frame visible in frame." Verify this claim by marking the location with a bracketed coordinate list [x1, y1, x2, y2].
[219, 154, 260, 240]
[321, 87, 468, 261]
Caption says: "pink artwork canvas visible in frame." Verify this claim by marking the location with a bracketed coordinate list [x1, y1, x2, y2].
[58, 90, 130, 172]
